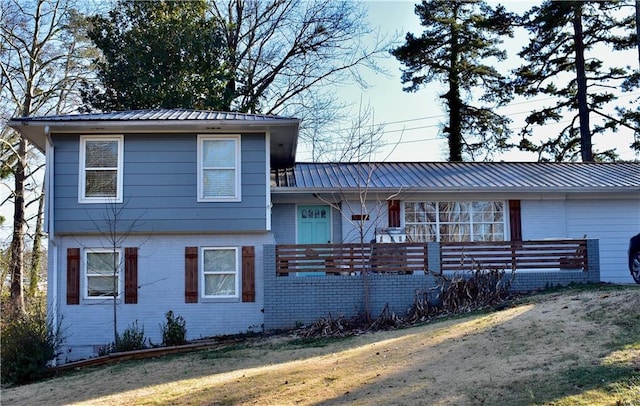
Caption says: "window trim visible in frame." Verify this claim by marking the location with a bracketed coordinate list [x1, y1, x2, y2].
[78, 135, 124, 204]
[403, 200, 508, 242]
[83, 248, 123, 300]
[200, 246, 240, 300]
[197, 134, 241, 202]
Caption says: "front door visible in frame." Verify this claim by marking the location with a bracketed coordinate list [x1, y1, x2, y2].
[297, 205, 331, 244]
[297, 205, 331, 276]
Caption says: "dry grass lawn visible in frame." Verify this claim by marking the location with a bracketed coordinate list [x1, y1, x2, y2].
[2, 285, 640, 405]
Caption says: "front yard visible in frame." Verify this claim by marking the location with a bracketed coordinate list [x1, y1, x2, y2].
[3, 285, 639, 405]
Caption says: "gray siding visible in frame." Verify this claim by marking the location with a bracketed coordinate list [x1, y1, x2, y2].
[521, 197, 640, 284]
[52, 132, 268, 234]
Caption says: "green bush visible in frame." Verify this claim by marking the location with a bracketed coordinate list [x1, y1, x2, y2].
[98, 320, 147, 355]
[161, 311, 187, 346]
[115, 320, 147, 352]
[1, 302, 64, 385]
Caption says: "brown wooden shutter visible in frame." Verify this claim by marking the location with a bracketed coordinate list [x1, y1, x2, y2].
[388, 200, 401, 228]
[509, 200, 522, 241]
[185, 247, 198, 303]
[242, 246, 256, 302]
[67, 248, 80, 305]
[124, 247, 138, 304]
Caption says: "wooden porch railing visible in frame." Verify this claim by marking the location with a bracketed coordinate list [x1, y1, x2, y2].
[275, 243, 428, 276]
[440, 239, 588, 272]
[275, 239, 588, 276]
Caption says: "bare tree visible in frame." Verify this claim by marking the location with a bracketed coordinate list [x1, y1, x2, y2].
[311, 104, 404, 321]
[208, 0, 391, 158]
[86, 201, 147, 345]
[1, 0, 95, 312]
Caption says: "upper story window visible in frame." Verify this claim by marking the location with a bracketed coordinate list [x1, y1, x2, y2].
[85, 248, 121, 299]
[405, 201, 506, 242]
[79, 136, 123, 203]
[201, 247, 239, 299]
[197, 135, 241, 202]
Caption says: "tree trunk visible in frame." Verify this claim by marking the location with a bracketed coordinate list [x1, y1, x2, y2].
[636, 1, 640, 69]
[28, 184, 46, 299]
[447, 5, 463, 162]
[9, 137, 27, 313]
[572, 5, 593, 162]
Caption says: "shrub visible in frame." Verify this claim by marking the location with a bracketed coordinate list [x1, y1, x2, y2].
[161, 311, 187, 346]
[437, 268, 514, 313]
[98, 320, 147, 355]
[115, 320, 147, 352]
[1, 302, 64, 385]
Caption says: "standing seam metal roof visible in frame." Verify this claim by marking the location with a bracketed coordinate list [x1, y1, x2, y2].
[271, 162, 640, 190]
[11, 109, 298, 122]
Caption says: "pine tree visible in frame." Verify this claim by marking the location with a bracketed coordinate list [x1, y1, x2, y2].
[515, 1, 636, 162]
[391, 0, 516, 161]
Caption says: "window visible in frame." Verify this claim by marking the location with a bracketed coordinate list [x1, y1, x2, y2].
[197, 135, 241, 201]
[405, 201, 505, 242]
[201, 247, 239, 298]
[84, 249, 121, 299]
[79, 136, 123, 203]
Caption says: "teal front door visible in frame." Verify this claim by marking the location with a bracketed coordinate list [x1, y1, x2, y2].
[297, 205, 331, 244]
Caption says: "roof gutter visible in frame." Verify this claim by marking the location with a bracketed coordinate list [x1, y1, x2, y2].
[270, 187, 640, 194]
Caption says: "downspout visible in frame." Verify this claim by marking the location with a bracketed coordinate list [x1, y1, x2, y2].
[45, 126, 58, 366]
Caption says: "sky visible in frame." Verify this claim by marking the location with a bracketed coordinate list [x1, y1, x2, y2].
[293, 0, 640, 163]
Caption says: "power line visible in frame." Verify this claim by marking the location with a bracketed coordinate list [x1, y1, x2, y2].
[366, 91, 640, 131]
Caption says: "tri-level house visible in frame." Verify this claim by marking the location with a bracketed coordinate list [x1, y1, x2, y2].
[9, 109, 640, 363]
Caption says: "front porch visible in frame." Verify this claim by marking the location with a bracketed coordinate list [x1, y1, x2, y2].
[262, 239, 600, 331]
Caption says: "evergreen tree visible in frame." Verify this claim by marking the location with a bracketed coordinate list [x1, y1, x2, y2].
[391, 0, 516, 162]
[515, 1, 636, 162]
[617, 1, 640, 154]
[82, 0, 229, 111]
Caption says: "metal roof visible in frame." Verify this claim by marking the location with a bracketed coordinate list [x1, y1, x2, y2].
[271, 162, 640, 193]
[11, 109, 297, 123]
[8, 109, 300, 168]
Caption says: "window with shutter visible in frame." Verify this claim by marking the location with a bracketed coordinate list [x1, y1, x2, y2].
[404, 201, 506, 242]
[85, 249, 121, 299]
[201, 247, 239, 298]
